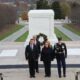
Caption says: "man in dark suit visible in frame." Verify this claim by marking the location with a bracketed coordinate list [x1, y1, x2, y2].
[53, 37, 67, 78]
[33, 36, 41, 73]
[25, 39, 39, 78]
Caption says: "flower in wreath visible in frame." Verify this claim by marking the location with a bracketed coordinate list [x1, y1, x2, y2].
[37, 33, 48, 45]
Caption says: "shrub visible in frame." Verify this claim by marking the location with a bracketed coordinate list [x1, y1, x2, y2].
[21, 12, 28, 21]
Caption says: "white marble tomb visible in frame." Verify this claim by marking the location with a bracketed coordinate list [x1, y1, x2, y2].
[25, 10, 57, 46]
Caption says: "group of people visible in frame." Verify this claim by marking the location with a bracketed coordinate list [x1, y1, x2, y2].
[25, 36, 67, 78]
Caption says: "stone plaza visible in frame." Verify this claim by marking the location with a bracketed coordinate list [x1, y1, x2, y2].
[0, 42, 80, 80]
[0, 10, 80, 80]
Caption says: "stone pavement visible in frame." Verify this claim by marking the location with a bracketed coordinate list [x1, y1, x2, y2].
[0, 42, 80, 80]
[0, 42, 80, 66]
[0, 68, 80, 80]
[1, 25, 28, 42]
[56, 25, 80, 41]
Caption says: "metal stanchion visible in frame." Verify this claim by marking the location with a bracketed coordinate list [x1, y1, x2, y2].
[75, 72, 80, 80]
[0, 73, 3, 80]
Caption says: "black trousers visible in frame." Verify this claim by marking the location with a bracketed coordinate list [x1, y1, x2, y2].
[28, 59, 35, 77]
[35, 60, 39, 72]
[56, 57, 66, 77]
[43, 61, 51, 76]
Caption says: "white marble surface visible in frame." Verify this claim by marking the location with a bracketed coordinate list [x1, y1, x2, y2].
[68, 48, 80, 55]
[0, 49, 18, 57]
[0, 48, 80, 57]
[25, 10, 58, 47]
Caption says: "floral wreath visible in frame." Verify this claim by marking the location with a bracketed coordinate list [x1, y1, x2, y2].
[37, 33, 47, 45]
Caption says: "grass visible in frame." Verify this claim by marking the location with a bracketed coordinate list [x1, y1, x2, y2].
[63, 24, 80, 36]
[0, 24, 24, 41]
[54, 27, 71, 41]
[15, 31, 29, 42]
[15, 27, 71, 42]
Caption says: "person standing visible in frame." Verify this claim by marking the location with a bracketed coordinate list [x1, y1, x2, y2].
[25, 39, 39, 78]
[53, 37, 67, 78]
[33, 36, 41, 73]
[41, 41, 53, 77]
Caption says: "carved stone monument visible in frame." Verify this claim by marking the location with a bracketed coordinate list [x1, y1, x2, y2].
[25, 10, 57, 46]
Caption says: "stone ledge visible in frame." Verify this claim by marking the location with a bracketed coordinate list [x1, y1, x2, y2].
[0, 64, 80, 69]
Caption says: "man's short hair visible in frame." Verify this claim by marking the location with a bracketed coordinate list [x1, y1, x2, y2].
[33, 35, 37, 38]
[30, 39, 34, 41]
[57, 37, 62, 41]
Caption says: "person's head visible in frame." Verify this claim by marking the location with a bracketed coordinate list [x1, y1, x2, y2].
[57, 37, 62, 43]
[45, 41, 51, 47]
[33, 35, 37, 41]
[29, 39, 34, 45]
[44, 41, 50, 48]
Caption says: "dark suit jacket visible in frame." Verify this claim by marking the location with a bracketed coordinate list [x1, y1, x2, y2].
[41, 47, 53, 62]
[35, 40, 41, 53]
[25, 44, 39, 61]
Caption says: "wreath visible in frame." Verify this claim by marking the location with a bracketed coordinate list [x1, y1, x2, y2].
[37, 33, 47, 45]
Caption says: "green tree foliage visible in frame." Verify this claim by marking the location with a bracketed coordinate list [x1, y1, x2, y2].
[60, 2, 71, 17]
[36, 1, 71, 19]
[51, 1, 64, 19]
[36, 0, 50, 9]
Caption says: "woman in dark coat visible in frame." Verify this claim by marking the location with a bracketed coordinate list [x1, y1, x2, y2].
[41, 41, 53, 77]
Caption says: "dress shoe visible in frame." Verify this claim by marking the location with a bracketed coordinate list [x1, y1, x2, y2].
[59, 75, 62, 78]
[45, 75, 51, 77]
[63, 74, 66, 77]
[32, 76, 35, 78]
[30, 75, 35, 78]
[36, 70, 39, 73]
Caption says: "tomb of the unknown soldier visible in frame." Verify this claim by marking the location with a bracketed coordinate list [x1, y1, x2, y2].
[0, 10, 80, 80]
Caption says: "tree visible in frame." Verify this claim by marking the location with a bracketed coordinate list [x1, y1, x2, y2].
[15, 0, 20, 7]
[60, 2, 71, 17]
[51, 1, 64, 19]
[36, 0, 50, 9]
[0, 4, 17, 29]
